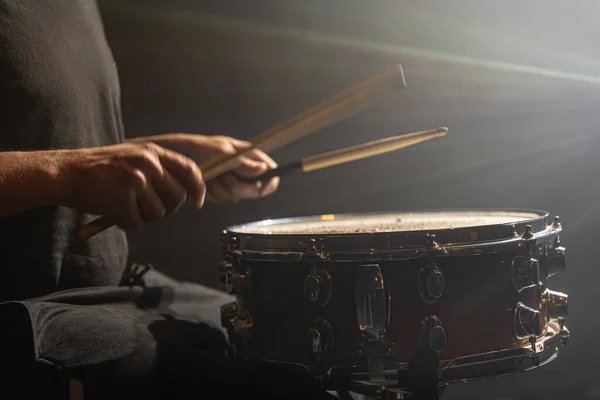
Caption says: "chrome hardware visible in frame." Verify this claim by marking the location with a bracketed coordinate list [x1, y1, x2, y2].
[543, 289, 568, 319]
[221, 230, 239, 252]
[307, 319, 334, 355]
[218, 254, 250, 294]
[303, 268, 332, 306]
[418, 264, 445, 303]
[232, 270, 252, 288]
[303, 238, 327, 260]
[323, 319, 569, 391]
[425, 234, 449, 256]
[544, 238, 566, 279]
[513, 302, 542, 339]
[231, 311, 253, 336]
[220, 301, 239, 327]
[511, 256, 540, 292]
[218, 260, 234, 293]
[356, 264, 388, 339]
[558, 319, 570, 345]
[421, 316, 447, 353]
[552, 215, 561, 229]
[512, 223, 541, 292]
[521, 225, 534, 240]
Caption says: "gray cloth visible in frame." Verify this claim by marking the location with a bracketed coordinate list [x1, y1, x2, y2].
[0, 268, 338, 399]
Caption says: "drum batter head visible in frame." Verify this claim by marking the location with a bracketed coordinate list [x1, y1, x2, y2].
[224, 209, 552, 261]
[229, 210, 544, 235]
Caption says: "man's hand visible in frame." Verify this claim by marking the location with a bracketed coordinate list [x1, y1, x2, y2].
[128, 134, 280, 205]
[65, 142, 206, 230]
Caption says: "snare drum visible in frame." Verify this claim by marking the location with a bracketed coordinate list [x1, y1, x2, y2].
[219, 209, 570, 390]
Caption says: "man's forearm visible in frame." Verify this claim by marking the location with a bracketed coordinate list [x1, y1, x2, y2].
[0, 150, 74, 217]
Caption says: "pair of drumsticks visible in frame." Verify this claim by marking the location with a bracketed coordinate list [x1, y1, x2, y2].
[78, 65, 448, 240]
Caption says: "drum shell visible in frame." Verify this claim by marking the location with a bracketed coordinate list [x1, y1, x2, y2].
[227, 233, 555, 373]
[385, 251, 543, 361]
[234, 259, 360, 370]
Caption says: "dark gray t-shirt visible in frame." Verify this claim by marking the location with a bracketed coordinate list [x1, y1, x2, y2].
[0, 0, 128, 301]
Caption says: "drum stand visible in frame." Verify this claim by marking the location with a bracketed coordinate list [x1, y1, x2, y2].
[324, 339, 446, 400]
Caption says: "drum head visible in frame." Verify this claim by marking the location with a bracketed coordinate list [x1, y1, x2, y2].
[224, 209, 554, 260]
[229, 210, 544, 235]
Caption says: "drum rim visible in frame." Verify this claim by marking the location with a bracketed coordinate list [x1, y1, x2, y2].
[225, 208, 550, 235]
[222, 208, 557, 260]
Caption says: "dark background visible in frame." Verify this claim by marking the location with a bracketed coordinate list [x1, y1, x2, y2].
[99, 1, 600, 398]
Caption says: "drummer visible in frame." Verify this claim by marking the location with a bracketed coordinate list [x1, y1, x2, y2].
[0, 1, 339, 399]
[0, 2, 280, 303]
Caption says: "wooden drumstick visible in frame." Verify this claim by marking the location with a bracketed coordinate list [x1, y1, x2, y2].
[201, 64, 407, 179]
[236, 127, 448, 182]
[77, 65, 406, 241]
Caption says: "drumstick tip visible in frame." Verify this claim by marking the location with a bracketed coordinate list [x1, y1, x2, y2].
[436, 126, 449, 135]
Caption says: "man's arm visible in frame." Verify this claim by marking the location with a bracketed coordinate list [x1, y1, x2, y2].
[0, 143, 206, 231]
[0, 150, 74, 217]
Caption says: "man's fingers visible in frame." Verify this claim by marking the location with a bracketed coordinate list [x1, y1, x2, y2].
[222, 174, 263, 199]
[153, 170, 188, 215]
[156, 148, 206, 208]
[236, 146, 277, 169]
[116, 191, 144, 231]
[259, 176, 280, 197]
[137, 184, 166, 222]
[226, 137, 253, 150]
[206, 180, 238, 205]
[234, 158, 269, 178]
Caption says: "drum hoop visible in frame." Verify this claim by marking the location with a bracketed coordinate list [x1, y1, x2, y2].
[322, 319, 565, 389]
[223, 209, 556, 260]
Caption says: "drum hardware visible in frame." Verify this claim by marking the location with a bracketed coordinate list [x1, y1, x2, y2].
[218, 261, 234, 293]
[322, 322, 570, 397]
[511, 256, 540, 293]
[421, 316, 447, 354]
[542, 288, 568, 320]
[220, 301, 239, 326]
[521, 224, 534, 240]
[418, 235, 447, 304]
[308, 319, 335, 356]
[324, 322, 568, 393]
[513, 302, 542, 341]
[221, 229, 240, 252]
[438, 318, 567, 382]
[356, 264, 389, 338]
[543, 236, 566, 279]
[356, 264, 390, 382]
[218, 259, 252, 295]
[303, 238, 328, 261]
[220, 301, 253, 353]
[418, 265, 445, 304]
[303, 267, 332, 306]
[220, 300, 253, 337]
[231, 310, 254, 336]
[511, 225, 542, 293]
[397, 316, 445, 398]
[557, 318, 570, 345]
[424, 234, 449, 258]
